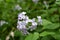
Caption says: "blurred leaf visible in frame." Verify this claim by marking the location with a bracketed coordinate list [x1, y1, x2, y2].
[42, 19, 60, 29]
[56, 1, 60, 5]
[25, 32, 39, 40]
[40, 31, 55, 36]
[41, 36, 50, 40]
[51, 34, 60, 40]
[48, 8, 57, 14]
[6, 0, 15, 3]
[43, 23, 59, 29]
[42, 19, 52, 26]
[14, 30, 22, 36]
[51, 14, 59, 22]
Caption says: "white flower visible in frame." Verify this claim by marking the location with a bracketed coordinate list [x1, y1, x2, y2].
[15, 4, 22, 11]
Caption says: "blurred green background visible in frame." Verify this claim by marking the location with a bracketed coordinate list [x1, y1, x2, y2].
[0, 0, 60, 40]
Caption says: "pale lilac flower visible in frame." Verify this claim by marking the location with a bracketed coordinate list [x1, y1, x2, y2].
[29, 19, 37, 31]
[17, 20, 29, 35]
[17, 12, 42, 35]
[17, 25, 29, 35]
[29, 22, 37, 31]
[20, 28, 29, 35]
[18, 12, 26, 20]
[24, 15, 29, 21]
[25, 18, 37, 31]
[25, 19, 32, 24]
[29, 26, 36, 31]
[31, 18, 36, 22]
[17, 21, 26, 29]
[32, 22, 37, 26]
[31, 18, 37, 26]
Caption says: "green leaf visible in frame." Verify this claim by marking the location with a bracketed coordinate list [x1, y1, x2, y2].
[40, 31, 55, 36]
[56, 0, 60, 1]
[56, 1, 60, 5]
[51, 34, 60, 40]
[42, 19, 60, 29]
[42, 19, 52, 26]
[25, 34, 33, 40]
[48, 8, 57, 14]
[51, 14, 59, 22]
[41, 36, 50, 40]
[32, 32, 39, 40]
[14, 30, 22, 36]
[25, 32, 39, 40]
[6, 0, 15, 3]
[43, 23, 60, 29]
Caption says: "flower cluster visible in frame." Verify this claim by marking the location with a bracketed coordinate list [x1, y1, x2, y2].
[17, 12, 42, 35]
